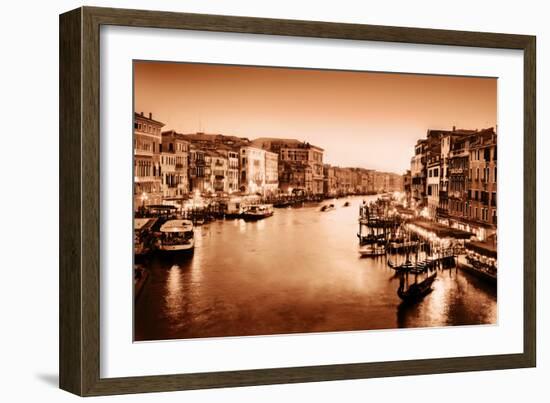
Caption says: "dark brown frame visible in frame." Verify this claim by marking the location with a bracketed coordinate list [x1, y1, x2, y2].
[59, 6, 536, 396]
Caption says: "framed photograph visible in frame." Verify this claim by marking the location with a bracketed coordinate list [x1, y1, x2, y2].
[59, 6, 536, 396]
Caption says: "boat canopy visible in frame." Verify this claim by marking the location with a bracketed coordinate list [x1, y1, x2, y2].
[409, 219, 473, 239]
[160, 220, 193, 233]
[465, 240, 497, 258]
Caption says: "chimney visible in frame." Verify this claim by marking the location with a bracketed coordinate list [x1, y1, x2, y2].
[140, 111, 144, 116]
[452, 125, 456, 132]
[149, 112, 152, 119]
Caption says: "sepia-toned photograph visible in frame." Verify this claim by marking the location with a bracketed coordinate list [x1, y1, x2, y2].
[133, 61, 498, 342]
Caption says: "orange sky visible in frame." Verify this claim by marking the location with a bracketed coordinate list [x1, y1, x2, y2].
[134, 61, 497, 173]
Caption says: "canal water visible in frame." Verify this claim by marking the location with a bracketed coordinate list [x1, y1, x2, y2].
[134, 195, 496, 341]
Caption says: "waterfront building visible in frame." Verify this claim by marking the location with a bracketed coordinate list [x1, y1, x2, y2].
[366, 170, 376, 194]
[409, 126, 498, 241]
[252, 138, 324, 195]
[426, 153, 441, 219]
[387, 172, 404, 193]
[134, 112, 164, 210]
[373, 171, 387, 193]
[447, 134, 470, 226]
[410, 139, 427, 207]
[438, 133, 452, 222]
[240, 146, 267, 195]
[323, 164, 338, 197]
[360, 169, 374, 194]
[278, 160, 312, 194]
[466, 128, 497, 240]
[334, 167, 352, 195]
[182, 132, 251, 194]
[205, 150, 229, 194]
[347, 168, 373, 194]
[160, 130, 189, 206]
[264, 151, 279, 195]
[188, 146, 207, 193]
[437, 128, 476, 222]
[350, 169, 362, 194]
[226, 149, 240, 193]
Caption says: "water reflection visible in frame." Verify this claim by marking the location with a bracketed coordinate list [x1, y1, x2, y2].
[135, 196, 496, 341]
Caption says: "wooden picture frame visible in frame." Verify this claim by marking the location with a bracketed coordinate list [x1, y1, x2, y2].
[59, 6, 536, 396]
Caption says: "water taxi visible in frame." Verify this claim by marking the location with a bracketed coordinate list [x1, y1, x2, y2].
[241, 204, 274, 220]
[158, 219, 195, 252]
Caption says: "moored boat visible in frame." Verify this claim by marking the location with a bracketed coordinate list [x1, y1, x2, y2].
[158, 219, 195, 252]
[241, 204, 274, 220]
[458, 251, 497, 284]
[388, 259, 415, 273]
[397, 272, 437, 303]
[358, 244, 386, 257]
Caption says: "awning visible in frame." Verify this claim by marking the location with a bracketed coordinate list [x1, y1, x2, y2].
[409, 219, 473, 239]
[465, 240, 497, 258]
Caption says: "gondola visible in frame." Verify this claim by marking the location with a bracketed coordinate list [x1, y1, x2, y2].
[387, 259, 415, 273]
[397, 272, 437, 303]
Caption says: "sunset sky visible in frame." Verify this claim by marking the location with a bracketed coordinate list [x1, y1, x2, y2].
[134, 61, 497, 173]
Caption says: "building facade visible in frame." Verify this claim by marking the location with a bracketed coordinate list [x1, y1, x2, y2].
[323, 164, 338, 196]
[188, 146, 207, 193]
[251, 138, 324, 195]
[426, 155, 441, 219]
[204, 150, 229, 194]
[134, 112, 164, 210]
[410, 139, 427, 207]
[160, 130, 189, 204]
[466, 128, 497, 240]
[408, 126, 497, 241]
[240, 146, 267, 195]
[264, 151, 279, 195]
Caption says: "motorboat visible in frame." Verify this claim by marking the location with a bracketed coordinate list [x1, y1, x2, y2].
[158, 219, 195, 252]
[241, 204, 274, 220]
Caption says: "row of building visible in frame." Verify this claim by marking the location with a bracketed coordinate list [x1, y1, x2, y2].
[134, 112, 403, 210]
[403, 126, 497, 241]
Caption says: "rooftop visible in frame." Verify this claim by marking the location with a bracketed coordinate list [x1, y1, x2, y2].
[134, 112, 165, 127]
